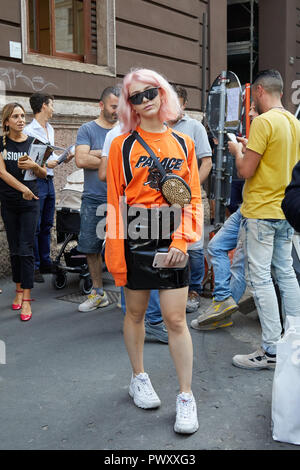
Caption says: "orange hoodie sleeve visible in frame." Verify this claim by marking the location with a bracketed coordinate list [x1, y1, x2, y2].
[105, 139, 128, 287]
[170, 139, 202, 253]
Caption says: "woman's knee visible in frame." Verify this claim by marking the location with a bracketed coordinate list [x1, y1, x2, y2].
[164, 313, 186, 334]
[125, 309, 145, 325]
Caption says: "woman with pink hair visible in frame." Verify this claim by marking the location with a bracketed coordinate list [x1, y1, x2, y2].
[105, 68, 202, 434]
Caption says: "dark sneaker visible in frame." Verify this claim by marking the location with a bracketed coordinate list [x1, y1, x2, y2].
[145, 320, 168, 344]
[194, 296, 238, 326]
[232, 348, 276, 370]
[186, 291, 201, 313]
[191, 316, 233, 331]
[34, 269, 45, 283]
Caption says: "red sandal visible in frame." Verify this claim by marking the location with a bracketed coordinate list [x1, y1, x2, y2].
[20, 299, 33, 322]
[12, 290, 24, 310]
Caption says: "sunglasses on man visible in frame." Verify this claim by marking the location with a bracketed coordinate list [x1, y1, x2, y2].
[129, 87, 160, 105]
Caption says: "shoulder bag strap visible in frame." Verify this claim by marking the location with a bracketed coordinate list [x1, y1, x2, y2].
[131, 130, 167, 177]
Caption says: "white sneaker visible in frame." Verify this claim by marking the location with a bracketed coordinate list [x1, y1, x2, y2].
[174, 392, 199, 434]
[129, 373, 161, 409]
[232, 347, 276, 370]
[78, 291, 109, 312]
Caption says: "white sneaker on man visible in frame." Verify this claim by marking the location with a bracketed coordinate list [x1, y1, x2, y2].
[174, 392, 199, 434]
[232, 347, 276, 370]
[129, 373, 161, 409]
[78, 291, 109, 312]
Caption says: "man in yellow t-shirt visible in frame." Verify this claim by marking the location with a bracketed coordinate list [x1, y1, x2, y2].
[229, 69, 300, 370]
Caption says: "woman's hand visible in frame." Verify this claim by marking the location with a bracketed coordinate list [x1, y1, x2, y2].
[17, 155, 36, 170]
[22, 187, 39, 200]
[164, 247, 186, 267]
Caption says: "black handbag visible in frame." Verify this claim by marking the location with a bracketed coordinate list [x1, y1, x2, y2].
[132, 131, 192, 208]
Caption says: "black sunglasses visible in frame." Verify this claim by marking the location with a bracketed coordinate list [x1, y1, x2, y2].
[129, 87, 160, 105]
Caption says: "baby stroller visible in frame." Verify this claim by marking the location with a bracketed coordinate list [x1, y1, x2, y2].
[52, 169, 93, 294]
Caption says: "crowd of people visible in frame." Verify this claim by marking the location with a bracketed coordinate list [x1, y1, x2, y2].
[0, 68, 300, 435]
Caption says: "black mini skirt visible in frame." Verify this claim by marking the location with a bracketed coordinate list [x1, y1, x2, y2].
[124, 206, 189, 290]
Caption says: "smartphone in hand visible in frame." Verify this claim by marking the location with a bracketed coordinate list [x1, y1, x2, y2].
[227, 133, 238, 143]
[152, 252, 189, 269]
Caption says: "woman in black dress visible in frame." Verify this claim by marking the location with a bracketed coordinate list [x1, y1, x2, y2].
[0, 102, 46, 321]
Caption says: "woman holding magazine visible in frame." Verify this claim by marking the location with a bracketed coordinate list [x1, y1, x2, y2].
[0, 102, 46, 321]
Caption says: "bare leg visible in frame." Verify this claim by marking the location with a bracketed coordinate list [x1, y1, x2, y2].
[86, 253, 103, 289]
[159, 287, 193, 393]
[21, 288, 32, 315]
[14, 282, 23, 305]
[123, 288, 150, 376]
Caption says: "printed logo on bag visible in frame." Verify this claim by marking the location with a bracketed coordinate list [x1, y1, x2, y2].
[291, 339, 300, 366]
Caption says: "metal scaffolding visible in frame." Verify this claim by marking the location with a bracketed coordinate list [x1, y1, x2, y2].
[227, 0, 258, 84]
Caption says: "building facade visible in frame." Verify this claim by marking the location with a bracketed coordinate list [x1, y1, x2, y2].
[0, 0, 227, 276]
[0, 0, 299, 276]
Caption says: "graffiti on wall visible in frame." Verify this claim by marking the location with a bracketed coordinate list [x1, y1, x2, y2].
[0, 67, 58, 93]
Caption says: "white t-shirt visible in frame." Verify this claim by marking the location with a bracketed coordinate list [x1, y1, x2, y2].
[24, 118, 58, 176]
[102, 123, 123, 157]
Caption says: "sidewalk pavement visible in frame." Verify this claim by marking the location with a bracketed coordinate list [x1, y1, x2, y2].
[0, 273, 296, 451]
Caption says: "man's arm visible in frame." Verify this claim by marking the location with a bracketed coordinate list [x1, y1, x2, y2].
[75, 145, 102, 170]
[193, 121, 212, 184]
[228, 141, 261, 179]
[98, 156, 108, 181]
[198, 156, 212, 184]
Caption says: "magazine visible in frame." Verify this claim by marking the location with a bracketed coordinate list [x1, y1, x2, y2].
[23, 139, 66, 181]
[56, 144, 75, 165]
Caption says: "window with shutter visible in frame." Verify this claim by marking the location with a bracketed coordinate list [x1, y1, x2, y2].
[90, 0, 98, 64]
[83, 0, 97, 64]
[28, 0, 95, 63]
[21, 0, 116, 76]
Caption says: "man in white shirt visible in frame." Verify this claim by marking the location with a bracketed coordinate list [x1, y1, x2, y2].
[169, 85, 212, 313]
[24, 93, 73, 282]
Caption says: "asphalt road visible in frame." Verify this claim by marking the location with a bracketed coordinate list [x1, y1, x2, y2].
[0, 273, 297, 451]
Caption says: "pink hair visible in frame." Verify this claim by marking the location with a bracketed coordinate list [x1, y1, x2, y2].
[118, 68, 181, 133]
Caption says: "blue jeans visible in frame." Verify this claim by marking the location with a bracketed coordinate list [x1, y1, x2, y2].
[77, 197, 106, 254]
[35, 178, 55, 269]
[208, 208, 246, 303]
[240, 218, 300, 354]
[121, 288, 163, 323]
[188, 247, 205, 294]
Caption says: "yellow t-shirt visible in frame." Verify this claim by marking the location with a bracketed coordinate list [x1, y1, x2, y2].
[241, 108, 300, 219]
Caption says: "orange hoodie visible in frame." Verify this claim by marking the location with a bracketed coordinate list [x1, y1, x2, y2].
[105, 126, 202, 286]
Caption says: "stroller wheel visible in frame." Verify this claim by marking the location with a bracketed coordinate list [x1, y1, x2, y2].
[79, 276, 93, 295]
[52, 272, 67, 290]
